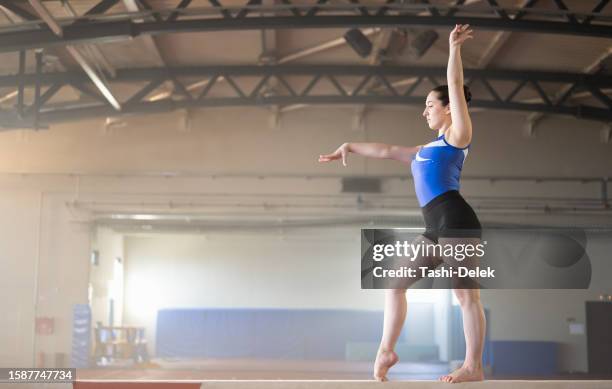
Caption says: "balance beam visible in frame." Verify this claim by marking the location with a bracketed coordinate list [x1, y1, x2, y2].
[71, 380, 612, 389]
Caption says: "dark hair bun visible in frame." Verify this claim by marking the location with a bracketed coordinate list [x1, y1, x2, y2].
[431, 84, 472, 106]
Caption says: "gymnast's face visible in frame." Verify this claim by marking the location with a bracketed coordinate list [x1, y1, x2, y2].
[423, 91, 450, 131]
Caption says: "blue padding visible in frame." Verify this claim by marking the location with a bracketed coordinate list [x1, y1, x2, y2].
[71, 304, 91, 368]
[156, 308, 394, 359]
[491, 341, 558, 376]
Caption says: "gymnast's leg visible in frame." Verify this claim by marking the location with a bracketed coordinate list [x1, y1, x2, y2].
[373, 234, 443, 381]
[438, 237, 485, 384]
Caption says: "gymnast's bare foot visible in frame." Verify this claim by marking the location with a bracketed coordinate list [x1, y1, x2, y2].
[439, 363, 484, 383]
[373, 348, 399, 381]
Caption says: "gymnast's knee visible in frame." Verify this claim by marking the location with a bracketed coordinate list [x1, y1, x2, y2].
[453, 288, 481, 307]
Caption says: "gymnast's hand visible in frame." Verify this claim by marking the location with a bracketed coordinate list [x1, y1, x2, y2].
[318, 143, 349, 166]
[449, 24, 473, 49]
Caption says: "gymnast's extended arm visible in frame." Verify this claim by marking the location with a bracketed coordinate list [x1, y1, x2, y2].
[318, 142, 420, 166]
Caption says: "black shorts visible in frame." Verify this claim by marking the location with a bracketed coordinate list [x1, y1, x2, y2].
[422, 190, 481, 243]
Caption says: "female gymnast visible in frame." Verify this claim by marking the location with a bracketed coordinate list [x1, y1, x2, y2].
[319, 25, 485, 383]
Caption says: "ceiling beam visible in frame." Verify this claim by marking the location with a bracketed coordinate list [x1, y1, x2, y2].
[27, 0, 121, 110]
[5, 65, 611, 87]
[146, 28, 381, 102]
[0, 1, 37, 21]
[477, 0, 532, 68]
[28, 0, 63, 36]
[62, 0, 116, 77]
[527, 46, 612, 128]
[122, 0, 167, 66]
[1, 65, 610, 127]
[0, 4, 610, 53]
[275, 1, 484, 113]
[64, 46, 120, 110]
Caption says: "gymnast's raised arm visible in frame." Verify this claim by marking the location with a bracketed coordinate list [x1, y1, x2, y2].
[446, 24, 473, 149]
